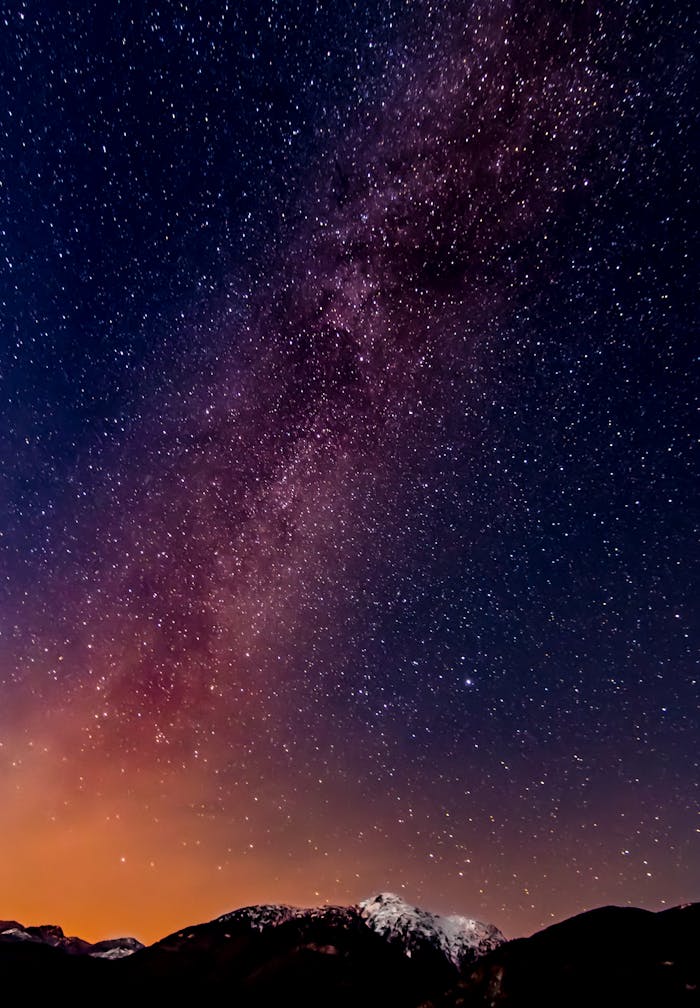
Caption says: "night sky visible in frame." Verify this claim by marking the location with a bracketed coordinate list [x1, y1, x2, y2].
[1, 0, 697, 943]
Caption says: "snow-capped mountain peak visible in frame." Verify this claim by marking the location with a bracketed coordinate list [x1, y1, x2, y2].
[213, 893, 504, 970]
[359, 892, 505, 966]
[0, 921, 143, 958]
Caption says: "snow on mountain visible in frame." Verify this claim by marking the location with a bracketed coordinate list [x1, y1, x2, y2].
[359, 893, 505, 967]
[89, 945, 138, 959]
[0, 924, 34, 942]
[88, 937, 145, 958]
[215, 901, 356, 932]
[214, 894, 504, 969]
[0, 921, 143, 958]
[0, 895, 502, 970]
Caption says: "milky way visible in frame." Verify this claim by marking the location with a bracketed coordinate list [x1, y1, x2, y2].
[1, 0, 696, 941]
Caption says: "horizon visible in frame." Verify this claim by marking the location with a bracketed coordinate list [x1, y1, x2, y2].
[2, 887, 689, 948]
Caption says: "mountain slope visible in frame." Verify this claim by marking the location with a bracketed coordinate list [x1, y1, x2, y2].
[0, 919, 143, 958]
[123, 893, 502, 1005]
[431, 902, 700, 1007]
[0, 898, 696, 1006]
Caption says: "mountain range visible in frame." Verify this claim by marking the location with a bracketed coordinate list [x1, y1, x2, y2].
[1, 893, 697, 1006]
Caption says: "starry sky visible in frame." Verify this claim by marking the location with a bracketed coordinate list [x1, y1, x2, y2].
[1, 0, 697, 943]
